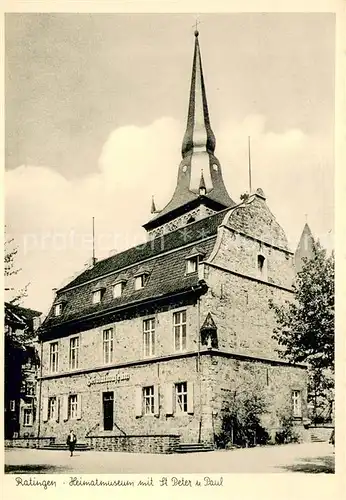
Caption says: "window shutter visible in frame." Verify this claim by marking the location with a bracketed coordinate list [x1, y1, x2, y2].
[56, 397, 60, 423]
[165, 383, 174, 416]
[100, 391, 104, 428]
[42, 397, 49, 422]
[154, 385, 160, 417]
[100, 330, 104, 366]
[62, 394, 69, 421]
[77, 394, 82, 420]
[187, 381, 194, 414]
[135, 386, 143, 418]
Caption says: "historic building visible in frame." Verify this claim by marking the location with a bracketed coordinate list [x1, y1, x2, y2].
[4, 302, 41, 439]
[38, 31, 308, 452]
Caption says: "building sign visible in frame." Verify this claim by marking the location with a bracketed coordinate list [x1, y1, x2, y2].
[87, 372, 130, 387]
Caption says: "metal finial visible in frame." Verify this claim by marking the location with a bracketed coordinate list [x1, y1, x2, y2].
[192, 18, 200, 37]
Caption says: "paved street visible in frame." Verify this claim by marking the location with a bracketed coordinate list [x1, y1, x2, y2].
[5, 442, 334, 474]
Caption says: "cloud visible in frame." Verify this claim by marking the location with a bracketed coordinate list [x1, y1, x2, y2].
[5, 114, 334, 312]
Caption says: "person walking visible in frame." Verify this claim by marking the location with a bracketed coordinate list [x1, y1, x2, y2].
[329, 428, 335, 446]
[67, 429, 77, 457]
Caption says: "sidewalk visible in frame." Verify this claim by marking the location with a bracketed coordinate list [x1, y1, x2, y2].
[5, 442, 334, 474]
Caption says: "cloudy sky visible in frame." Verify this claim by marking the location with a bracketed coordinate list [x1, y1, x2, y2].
[5, 13, 335, 313]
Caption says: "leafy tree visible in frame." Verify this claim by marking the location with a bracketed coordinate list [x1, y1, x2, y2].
[270, 240, 334, 423]
[4, 234, 29, 305]
[216, 367, 269, 448]
[4, 234, 39, 438]
[270, 240, 334, 370]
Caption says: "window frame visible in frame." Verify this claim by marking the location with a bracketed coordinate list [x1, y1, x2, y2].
[69, 336, 80, 370]
[113, 282, 124, 298]
[48, 396, 57, 421]
[143, 318, 156, 357]
[143, 385, 155, 415]
[26, 381, 35, 396]
[186, 256, 198, 274]
[92, 289, 102, 304]
[173, 310, 187, 352]
[103, 328, 114, 365]
[69, 394, 78, 420]
[49, 341, 59, 373]
[292, 390, 302, 418]
[23, 408, 33, 426]
[175, 381, 188, 414]
[54, 303, 63, 317]
[134, 274, 148, 290]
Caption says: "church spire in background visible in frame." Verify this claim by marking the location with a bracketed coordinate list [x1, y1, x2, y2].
[181, 29, 216, 161]
[143, 29, 234, 237]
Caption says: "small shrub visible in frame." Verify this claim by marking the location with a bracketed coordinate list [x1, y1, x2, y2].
[275, 415, 300, 444]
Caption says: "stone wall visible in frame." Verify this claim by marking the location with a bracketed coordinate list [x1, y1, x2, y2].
[87, 434, 180, 454]
[200, 354, 308, 444]
[41, 302, 199, 377]
[201, 264, 293, 357]
[39, 355, 207, 444]
[5, 437, 55, 448]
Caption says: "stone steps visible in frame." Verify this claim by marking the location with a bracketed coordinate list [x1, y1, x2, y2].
[310, 435, 327, 443]
[42, 443, 91, 451]
[175, 443, 214, 453]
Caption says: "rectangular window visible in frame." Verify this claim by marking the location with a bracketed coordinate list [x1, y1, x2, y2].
[173, 310, 187, 352]
[48, 397, 57, 421]
[103, 328, 114, 364]
[292, 390, 302, 417]
[26, 381, 35, 396]
[135, 275, 147, 290]
[113, 283, 123, 298]
[92, 290, 102, 304]
[143, 386, 155, 415]
[9, 400, 15, 412]
[69, 395, 78, 419]
[49, 342, 59, 373]
[54, 303, 62, 316]
[69, 337, 79, 370]
[23, 408, 33, 426]
[143, 318, 155, 357]
[175, 382, 188, 413]
[186, 257, 198, 274]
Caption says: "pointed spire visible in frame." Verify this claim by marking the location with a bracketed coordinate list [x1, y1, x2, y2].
[151, 195, 157, 214]
[143, 30, 235, 236]
[182, 30, 216, 159]
[295, 223, 316, 273]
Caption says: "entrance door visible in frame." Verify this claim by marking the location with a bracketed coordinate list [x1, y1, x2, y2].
[103, 392, 114, 431]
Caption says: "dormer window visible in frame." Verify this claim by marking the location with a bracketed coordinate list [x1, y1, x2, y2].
[54, 303, 63, 317]
[92, 287, 105, 304]
[134, 269, 150, 290]
[185, 246, 205, 275]
[92, 290, 101, 304]
[135, 274, 148, 290]
[186, 256, 198, 274]
[113, 279, 127, 298]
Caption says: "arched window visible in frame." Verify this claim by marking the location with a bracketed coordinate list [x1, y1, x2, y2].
[257, 254, 267, 279]
[187, 216, 195, 224]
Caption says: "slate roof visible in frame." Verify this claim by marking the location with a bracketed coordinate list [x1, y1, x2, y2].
[59, 209, 228, 291]
[5, 302, 41, 330]
[44, 236, 217, 330]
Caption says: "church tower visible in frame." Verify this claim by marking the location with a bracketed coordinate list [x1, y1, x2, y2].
[143, 30, 235, 239]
